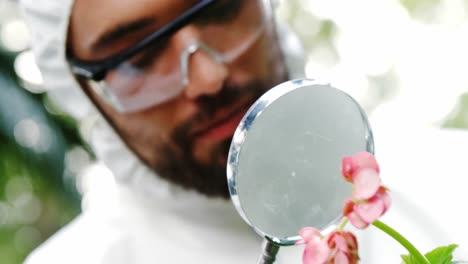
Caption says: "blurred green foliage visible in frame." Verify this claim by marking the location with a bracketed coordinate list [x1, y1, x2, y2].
[442, 93, 468, 129]
[0, 41, 81, 264]
[400, 0, 442, 20]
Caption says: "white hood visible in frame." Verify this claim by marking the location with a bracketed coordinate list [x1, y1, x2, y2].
[20, 0, 96, 120]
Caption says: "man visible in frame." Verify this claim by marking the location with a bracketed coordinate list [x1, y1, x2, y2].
[21, 0, 468, 263]
[67, 0, 292, 198]
[20, 0, 305, 263]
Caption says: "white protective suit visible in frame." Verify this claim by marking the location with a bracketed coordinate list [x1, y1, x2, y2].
[20, 0, 468, 263]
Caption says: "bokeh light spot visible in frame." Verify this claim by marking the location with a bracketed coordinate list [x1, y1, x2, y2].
[0, 19, 30, 52]
[14, 226, 42, 254]
[5, 177, 33, 203]
[13, 118, 52, 153]
[14, 50, 45, 93]
[14, 119, 40, 149]
[12, 193, 42, 224]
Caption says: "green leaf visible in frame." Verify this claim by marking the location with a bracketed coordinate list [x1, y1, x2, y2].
[425, 244, 458, 264]
[401, 253, 423, 264]
[400, 245, 458, 264]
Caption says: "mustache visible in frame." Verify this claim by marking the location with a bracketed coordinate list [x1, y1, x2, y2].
[172, 81, 269, 145]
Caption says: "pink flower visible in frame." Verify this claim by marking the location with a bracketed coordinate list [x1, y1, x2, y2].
[298, 151, 392, 264]
[341, 151, 380, 183]
[343, 187, 392, 229]
[326, 231, 359, 264]
[340, 151, 391, 229]
[296, 227, 330, 264]
[297, 228, 360, 264]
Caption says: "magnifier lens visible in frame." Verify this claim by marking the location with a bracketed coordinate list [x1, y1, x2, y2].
[227, 79, 373, 245]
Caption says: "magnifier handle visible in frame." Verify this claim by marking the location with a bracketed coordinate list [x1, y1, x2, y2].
[256, 239, 280, 264]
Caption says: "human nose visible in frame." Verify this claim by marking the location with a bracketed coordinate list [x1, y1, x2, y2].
[175, 27, 228, 99]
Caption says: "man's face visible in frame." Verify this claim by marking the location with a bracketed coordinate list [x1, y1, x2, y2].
[68, 0, 288, 197]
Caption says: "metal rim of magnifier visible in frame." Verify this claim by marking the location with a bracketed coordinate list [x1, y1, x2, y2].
[226, 78, 375, 245]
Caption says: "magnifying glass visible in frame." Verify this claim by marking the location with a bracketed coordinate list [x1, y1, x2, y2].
[226, 79, 374, 263]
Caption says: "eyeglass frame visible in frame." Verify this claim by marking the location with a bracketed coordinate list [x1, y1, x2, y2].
[86, 41, 233, 113]
[66, 0, 217, 81]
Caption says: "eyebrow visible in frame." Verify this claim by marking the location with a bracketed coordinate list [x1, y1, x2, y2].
[91, 17, 156, 52]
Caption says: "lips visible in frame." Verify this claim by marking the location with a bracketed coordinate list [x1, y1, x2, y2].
[191, 99, 253, 143]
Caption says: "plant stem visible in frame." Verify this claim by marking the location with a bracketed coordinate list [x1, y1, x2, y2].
[372, 220, 430, 264]
[337, 218, 348, 230]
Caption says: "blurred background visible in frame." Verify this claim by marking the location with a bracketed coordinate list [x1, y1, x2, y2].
[1, 0, 468, 263]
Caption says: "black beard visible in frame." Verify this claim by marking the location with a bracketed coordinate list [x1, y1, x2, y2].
[153, 80, 271, 198]
[150, 26, 290, 197]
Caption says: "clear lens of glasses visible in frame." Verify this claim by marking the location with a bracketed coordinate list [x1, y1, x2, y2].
[88, 0, 270, 113]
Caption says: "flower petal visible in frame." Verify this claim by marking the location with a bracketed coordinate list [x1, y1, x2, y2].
[297, 227, 322, 245]
[345, 210, 369, 229]
[342, 199, 354, 216]
[341, 156, 354, 182]
[295, 239, 306, 246]
[352, 151, 380, 174]
[333, 234, 349, 253]
[341, 152, 380, 182]
[303, 240, 330, 264]
[342, 232, 358, 252]
[327, 231, 359, 264]
[355, 196, 385, 223]
[377, 187, 392, 214]
[352, 169, 381, 200]
[333, 251, 350, 264]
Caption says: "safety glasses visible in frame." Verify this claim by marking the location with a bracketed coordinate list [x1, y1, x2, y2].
[67, 0, 272, 112]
